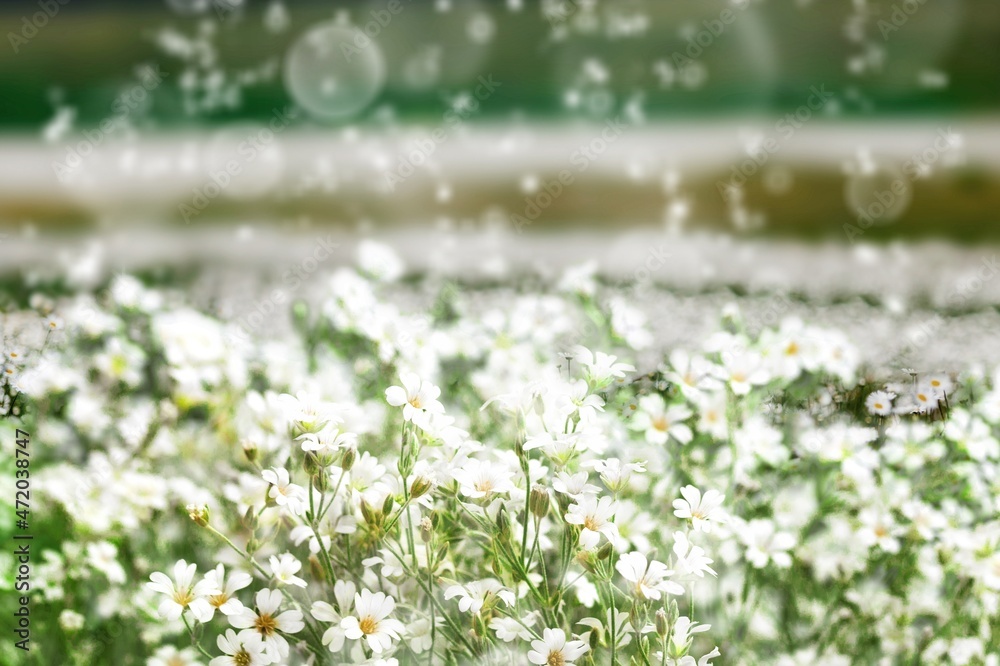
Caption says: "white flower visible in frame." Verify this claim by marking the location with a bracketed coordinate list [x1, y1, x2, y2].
[590, 458, 646, 493]
[357, 240, 404, 282]
[203, 564, 252, 618]
[741, 519, 796, 569]
[209, 629, 271, 666]
[667, 617, 713, 660]
[552, 471, 601, 499]
[260, 467, 308, 516]
[86, 541, 126, 584]
[631, 394, 693, 445]
[527, 628, 589, 666]
[311, 580, 356, 652]
[721, 351, 769, 396]
[865, 390, 895, 416]
[672, 486, 727, 533]
[856, 507, 902, 553]
[566, 494, 620, 550]
[58, 609, 85, 632]
[490, 613, 536, 642]
[268, 553, 307, 588]
[146, 559, 217, 622]
[672, 531, 717, 578]
[405, 617, 436, 653]
[925, 373, 953, 397]
[230, 589, 304, 660]
[298, 426, 357, 456]
[149, 645, 202, 666]
[664, 349, 723, 398]
[615, 552, 684, 600]
[902, 382, 940, 414]
[277, 391, 339, 434]
[385, 372, 444, 426]
[453, 458, 516, 499]
[571, 345, 634, 387]
[444, 579, 516, 614]
[340, 589, 405, 654]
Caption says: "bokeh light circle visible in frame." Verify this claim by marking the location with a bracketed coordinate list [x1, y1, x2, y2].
[845, 162, 912, 224]
[284, 23, 386, 121]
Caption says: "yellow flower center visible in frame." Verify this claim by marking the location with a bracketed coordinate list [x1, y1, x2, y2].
[409, 397, 422, 409]
[359, 616, 379, 635]
[651, 416, 669, 432]
[255, 613, 279, 637]
[584, 516, 600, 531]
[548, 651, 566, 666]
[785, 341, 799, 356]
[172, 588, 194, 607]
[233, 648, 252, 666]
[209, 593, 229, 608]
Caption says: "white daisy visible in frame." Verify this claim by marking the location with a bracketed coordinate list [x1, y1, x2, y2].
[209, 629, 271, 666]
[740, 519, 796, 569]
[311, 580, 356, 652]
[865, 390, 895, 416]
[260, 467, 308, 516]
[453, 458, 516, 499]
[527, 628, 589, 666]
[146, 559, 217, 623]
[229, 589, 304, 660]
[672, 486, 727, 533]
[615, 552, 684, 600]
[631, 394, 693, 445]
[268, 553, 307, 588]
[149, 645, 203, 666]
[203, 564, 252, 618]
[565, 494, 620, 550]
[385, 372, 444, 426]
[444, 579, 516, 614]
[298, 426, 358, 456]
[340, 589, 406, 654]
[571, 345, 635, 387]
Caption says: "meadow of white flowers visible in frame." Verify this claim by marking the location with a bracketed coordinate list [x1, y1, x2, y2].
[2, 244, 1000, 666]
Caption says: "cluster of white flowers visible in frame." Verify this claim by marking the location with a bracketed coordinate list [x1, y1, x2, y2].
[4, 244, 1000, 664]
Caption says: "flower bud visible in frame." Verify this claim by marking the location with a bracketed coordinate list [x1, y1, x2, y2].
[655, 609, 669, 638]
[382, 493, 396, 517]
[242, 505, 258, 531]
[420, 516, 433, 543]
[576, 550, 597, 574]
[596, 541, 614, 560]
[587, 626, 602, 650]
[312, 471, 329, 493]
[303, 452, 320, 476]
[529, 485, 549, 519]
[242, 439, 258, 463]
[186, 504, 209, 527]
[495, 506, 510, 539]
[410, 476, 433, 500]
[340, 446, 356, 471]
[309, 555, 326, 583]
[360, 498, 378, 527]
